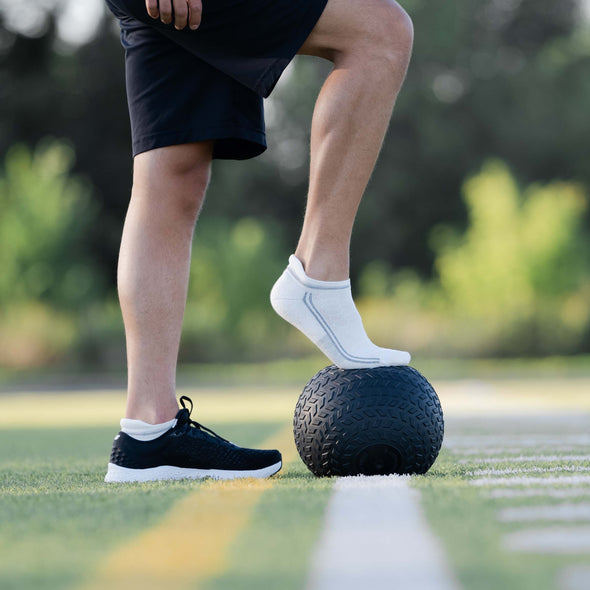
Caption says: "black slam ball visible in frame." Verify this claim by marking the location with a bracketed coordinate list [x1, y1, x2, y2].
[293, 365, 444, 477]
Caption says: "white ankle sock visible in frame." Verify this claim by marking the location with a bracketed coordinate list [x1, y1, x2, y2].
[120, 417, 177, 442]
[270, 255, 411, 369]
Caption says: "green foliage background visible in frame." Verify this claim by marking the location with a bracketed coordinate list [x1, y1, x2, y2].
[1, 0, 590, 367]
[358, 162, 590, 357]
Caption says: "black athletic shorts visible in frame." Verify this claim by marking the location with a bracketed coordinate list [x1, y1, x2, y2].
[105, 0, 328, 160]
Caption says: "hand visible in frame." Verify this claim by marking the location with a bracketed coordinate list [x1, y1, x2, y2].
[145, 0, 202, 30]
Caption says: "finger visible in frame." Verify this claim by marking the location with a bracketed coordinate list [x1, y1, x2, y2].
[188, 0, 202, 30]
[158, 0, 172, 24]
[145, 0, 159, 19]
[173, 0, 189, 29]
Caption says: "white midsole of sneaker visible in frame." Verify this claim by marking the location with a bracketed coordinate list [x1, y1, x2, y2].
[104, 461, 282, 483]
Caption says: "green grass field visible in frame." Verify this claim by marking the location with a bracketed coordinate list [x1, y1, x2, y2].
[1, 375, 590, 590]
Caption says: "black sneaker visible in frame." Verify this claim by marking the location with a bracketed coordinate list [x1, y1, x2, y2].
[104, 396, 282, 483]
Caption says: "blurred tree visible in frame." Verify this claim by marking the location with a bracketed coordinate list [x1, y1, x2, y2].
[182, 217, 291, 361]
[0, 139, 104, 308]
[435, 160, 588, 319]
[359, 0, 590, 274]
[0, 139, 107, 367]
[0, 7, 130, 289]
[433, 160, 590, 355]
[2, 0, 590, 296]
[357, 160, 590, 358]
[209, 0, 590, 279]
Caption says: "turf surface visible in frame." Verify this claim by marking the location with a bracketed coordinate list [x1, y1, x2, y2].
[1, 380, 589, 589]
[0, 423, 288, 590]
[418, 414, 590, 590]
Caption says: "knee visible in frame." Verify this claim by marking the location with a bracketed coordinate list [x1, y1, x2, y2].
[155, 143, 212, 212]
[133, 142, 213, 221]
[364, 1, 414, 71]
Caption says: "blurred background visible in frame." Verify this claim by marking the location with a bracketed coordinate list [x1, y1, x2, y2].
[1, 0, 590, 377]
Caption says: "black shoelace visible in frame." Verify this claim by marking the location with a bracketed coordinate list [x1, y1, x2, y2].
[179, 395, 230, 443]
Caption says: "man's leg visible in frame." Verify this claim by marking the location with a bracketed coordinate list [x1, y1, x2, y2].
[118, 142, 213, 424]
[106, 140, 282, 482]
[296, 0, 413, 279]
[271, 0, 413, 369]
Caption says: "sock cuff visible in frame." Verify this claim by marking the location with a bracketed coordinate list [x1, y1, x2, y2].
[288, 255, 350, 290]
[120, 417, 177, 441]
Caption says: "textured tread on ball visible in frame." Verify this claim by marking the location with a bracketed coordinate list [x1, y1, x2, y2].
[293, 366, 444, 477]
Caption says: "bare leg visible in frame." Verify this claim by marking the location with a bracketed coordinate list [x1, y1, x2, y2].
[270, 0, 413, 368]
[296, 0, 413, 280]
[118, 142, 213, 423]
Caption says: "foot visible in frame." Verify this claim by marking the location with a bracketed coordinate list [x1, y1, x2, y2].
[105, 396, 282, 483]
[270, 255, 411, 369]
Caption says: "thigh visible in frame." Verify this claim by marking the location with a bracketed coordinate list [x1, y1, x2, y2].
[120, 17, 268, 160]
[106, 0, 328, 97]
[298, 0, 409, 59]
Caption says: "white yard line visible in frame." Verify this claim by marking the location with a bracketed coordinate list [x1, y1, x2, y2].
[498, 503, 590, 522]
[459, 455, 590, 465]
[452, 446, 590, 456]
[305, 476, 460, 590]
[557, 565, 590, 590]
[471, 475, 590, 487]
[487, 488, 590, 499]
[503, 527, 590, 553]
[445, 435, 590, 448]
[469, 466, 590, 477]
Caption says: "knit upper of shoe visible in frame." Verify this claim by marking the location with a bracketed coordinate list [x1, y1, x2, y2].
[109, 397, 281, 471]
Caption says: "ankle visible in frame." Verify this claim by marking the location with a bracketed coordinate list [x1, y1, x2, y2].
[293, 250, 349, 281]
[120, 416, 177, 441]
[125, 399, 179, 424]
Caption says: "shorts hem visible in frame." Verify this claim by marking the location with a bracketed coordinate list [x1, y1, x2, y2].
[253, 0, 329, 97]
[132, 126, 267, 160]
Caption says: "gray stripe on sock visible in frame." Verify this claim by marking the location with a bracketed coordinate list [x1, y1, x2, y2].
[303, 293, 379, 364]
